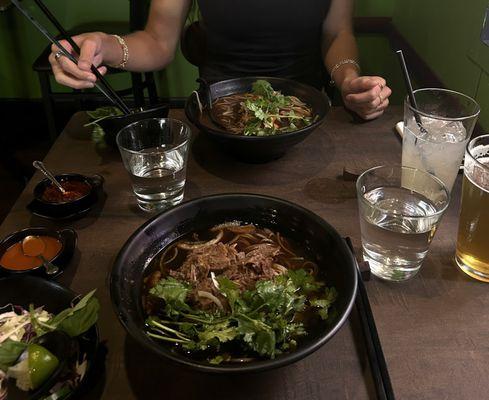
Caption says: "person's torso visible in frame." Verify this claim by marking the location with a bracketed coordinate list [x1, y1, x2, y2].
[197, 0, 331, 88]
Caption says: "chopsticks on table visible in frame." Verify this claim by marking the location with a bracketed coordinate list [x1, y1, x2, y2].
[10, 0, 131, 115]
[345, 237, 395, 400]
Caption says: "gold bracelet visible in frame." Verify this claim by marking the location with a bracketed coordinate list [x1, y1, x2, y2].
[112, 34, 129, 69]
[329, 59, 360, 87]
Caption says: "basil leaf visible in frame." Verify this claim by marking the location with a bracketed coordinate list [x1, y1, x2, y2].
[0, 339, 27, 371]
[57, 297, 100, 337]
[50, 290, 97, 327]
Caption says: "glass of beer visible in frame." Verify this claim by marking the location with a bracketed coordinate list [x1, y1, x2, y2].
[455, 134, 489, 281]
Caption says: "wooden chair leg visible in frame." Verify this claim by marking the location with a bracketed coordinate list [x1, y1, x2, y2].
[38, 71, 57, 142]
[144, 72, 158, 105]
[131, 72, 145, 108]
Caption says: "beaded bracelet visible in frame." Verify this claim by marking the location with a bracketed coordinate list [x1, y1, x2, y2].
[112, 34, 129, 69]
[329, 59, 360, 87]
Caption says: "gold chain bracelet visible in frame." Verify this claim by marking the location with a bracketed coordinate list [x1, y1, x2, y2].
[112, 34, 129, 69]
[329, 59, 360, 87]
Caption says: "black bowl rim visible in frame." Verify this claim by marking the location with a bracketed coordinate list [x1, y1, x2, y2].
[0, 227, 77, 275]
[110, 193, 357, 373]
[33, 173, 102, 206]
[185, 76, 330, 141]
[98, 103, 169, 123]
[0, 275, 99, 398]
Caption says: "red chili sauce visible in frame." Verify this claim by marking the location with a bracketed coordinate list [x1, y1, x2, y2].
[0, 236, 62, 271]
[41, 180, 91, 203]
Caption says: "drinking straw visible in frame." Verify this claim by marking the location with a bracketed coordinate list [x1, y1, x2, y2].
[396, 50, 425, 132]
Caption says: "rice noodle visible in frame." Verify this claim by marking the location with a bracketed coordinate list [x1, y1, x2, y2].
[276, 233, 297, 256]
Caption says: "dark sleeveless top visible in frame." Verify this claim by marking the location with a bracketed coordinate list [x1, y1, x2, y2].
[197, 0, 331, 89]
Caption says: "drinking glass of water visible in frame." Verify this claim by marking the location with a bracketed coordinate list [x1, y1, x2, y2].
[402, 88, 480, 192]
[116, 118, 191, 212]
[356, 165, 449, 282]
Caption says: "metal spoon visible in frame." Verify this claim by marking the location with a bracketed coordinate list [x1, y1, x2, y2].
[21, 235, 59, 275]
[33, 160, 66, 194]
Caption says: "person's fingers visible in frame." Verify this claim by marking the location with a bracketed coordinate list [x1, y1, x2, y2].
[362, 110, 385, 121]
[57, 54, 96, 82]
[346, 85, 382, 105]
[50, 56, 95, 89]
[78, 38, 98, 71]
[51, 40, 73, 56]
[97, 66, 107, 75]
[380, 86, 392, 100]
[346, 76, 384, 93]
[377, 97, 389, 111]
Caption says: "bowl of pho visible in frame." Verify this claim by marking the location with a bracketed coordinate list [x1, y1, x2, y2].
[110, 194, 357, 373]
[185, 77, 330, 163]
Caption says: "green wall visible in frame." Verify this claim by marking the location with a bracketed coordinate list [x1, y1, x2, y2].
[391, 0, 489, 129]
[2, 0, 489, 131]
[0, 0, 198, 98]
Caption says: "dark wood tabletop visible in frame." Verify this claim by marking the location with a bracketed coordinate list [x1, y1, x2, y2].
[1, 106, 487, 400]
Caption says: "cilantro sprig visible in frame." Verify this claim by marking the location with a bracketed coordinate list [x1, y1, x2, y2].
[145, 270, 336, 363]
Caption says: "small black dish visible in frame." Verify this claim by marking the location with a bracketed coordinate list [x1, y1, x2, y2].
[97, 104, 170, 147]
[0, 226, 77, 278]
[0, 275, 99, 400]
[185, 77, 331, 163]
[111, 193, 357, 374]
[28, 174, 104, 220]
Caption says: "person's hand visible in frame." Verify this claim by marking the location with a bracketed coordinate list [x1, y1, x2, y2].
[48, 32, 108, 89]
[341, 76, 392, 120]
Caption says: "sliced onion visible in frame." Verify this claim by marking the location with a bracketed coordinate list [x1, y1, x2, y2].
[177, 230, 224, 250]
[159, 246, 178, 270]
[197, 291, 224, 310]
[210, 272, 220, 290]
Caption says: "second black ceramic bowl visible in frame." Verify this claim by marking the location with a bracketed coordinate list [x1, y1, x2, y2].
[0, 227, 77, 277]
[110, 193, 357, 374]
[97, 104, 170, 147]
[185, 77, 331, 163]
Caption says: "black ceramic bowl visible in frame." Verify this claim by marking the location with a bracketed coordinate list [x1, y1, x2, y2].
[97, 104, 170, 147]
[185, 77, 330, 163]
[110, 193, 357, 373]
[0, 227, 77, 277]
[0, 276, 99, 399]
[34, 173, 102, 207]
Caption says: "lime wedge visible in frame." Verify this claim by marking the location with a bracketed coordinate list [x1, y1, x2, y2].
[28, 343, 59, 389]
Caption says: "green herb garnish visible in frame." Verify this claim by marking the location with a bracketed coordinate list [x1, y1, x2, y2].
[145, 269, 336, 363]
[241, 80, 315, 136]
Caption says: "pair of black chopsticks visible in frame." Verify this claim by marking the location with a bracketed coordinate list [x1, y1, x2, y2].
[11, 0, 131, 115]
[345, 238, 395, 400]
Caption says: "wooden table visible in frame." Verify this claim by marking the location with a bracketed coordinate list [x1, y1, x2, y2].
[1, 107, 487, 400]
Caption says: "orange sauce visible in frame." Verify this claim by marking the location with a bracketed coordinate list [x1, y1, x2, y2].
[0, 236, 62, 271]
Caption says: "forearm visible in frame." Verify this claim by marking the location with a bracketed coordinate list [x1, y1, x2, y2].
[101, 30, 174, 72]
[323, 29, 360, 89]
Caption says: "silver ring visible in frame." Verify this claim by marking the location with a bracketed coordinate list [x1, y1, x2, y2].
[54, 50, 63, 61]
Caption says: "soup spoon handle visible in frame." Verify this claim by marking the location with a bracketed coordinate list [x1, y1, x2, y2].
[38, 255, 59, 275]
[33, 161, 66, 194]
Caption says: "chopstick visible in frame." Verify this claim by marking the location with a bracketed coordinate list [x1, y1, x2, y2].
[345, 237, 395, 400]
[10, 0, 131, 115]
